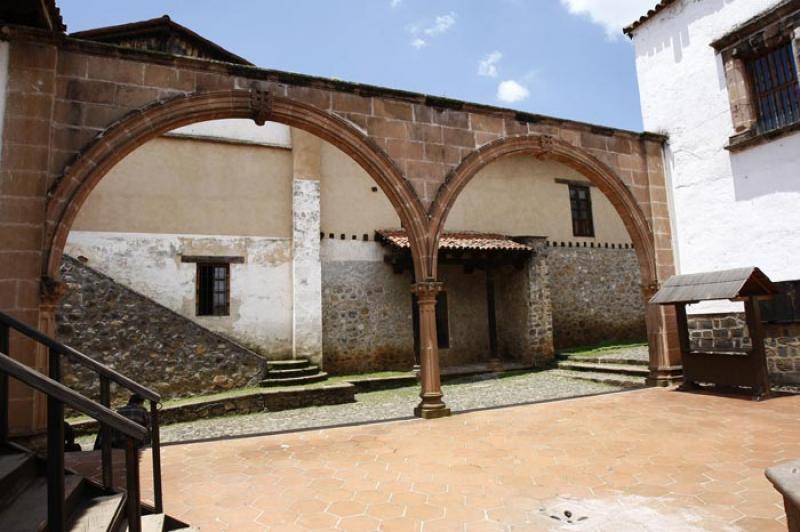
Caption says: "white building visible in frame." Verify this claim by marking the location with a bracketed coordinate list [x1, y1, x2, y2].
[627, 0, 800, 384]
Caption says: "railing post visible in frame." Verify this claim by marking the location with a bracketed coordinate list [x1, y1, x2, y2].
[100, 376, 113, 490]
[0, 323, 9, 442]
[150, 400, 163, 513]
[47, 347, 65, 532]
[125, 438, 142, 532]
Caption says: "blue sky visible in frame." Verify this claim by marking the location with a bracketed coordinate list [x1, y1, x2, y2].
[58, 0, 656, 131]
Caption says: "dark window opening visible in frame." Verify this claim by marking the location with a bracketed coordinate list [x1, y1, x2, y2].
[196, 263, 230, 316]
[412, 292, 450, 352]
[750, 42, 800, 133]
[569, 184, 594, 237]
[760, 280, 800, 323]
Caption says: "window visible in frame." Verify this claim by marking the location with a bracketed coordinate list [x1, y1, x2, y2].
[750, 42, 800, 133]
[412, 292, 450, 351]
[196, 262, 230, 316]
[569, 184, 594, 237]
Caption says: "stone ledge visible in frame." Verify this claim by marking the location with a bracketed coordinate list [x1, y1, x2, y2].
[765, 459, 800, 531]
[69, 383, 356, 436]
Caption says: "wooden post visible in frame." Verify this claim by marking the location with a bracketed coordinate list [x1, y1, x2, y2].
[412, 282, 450, 419]
[47, 347, 65, 532]
[486, 269, 498, 360]
[744, 297, 771, 398]
[0, 323, 8, 442]
[100, 376, 113, 490]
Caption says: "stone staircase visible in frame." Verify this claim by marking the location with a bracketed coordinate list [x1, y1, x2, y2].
[0, 443, 194, 532]
[260, 358, 329, 387]
[552, 351, 649, 388]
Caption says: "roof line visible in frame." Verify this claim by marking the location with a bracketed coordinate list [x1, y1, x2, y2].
[623, 0, 678, 38]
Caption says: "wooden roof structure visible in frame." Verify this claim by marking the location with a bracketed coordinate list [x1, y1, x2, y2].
[71, 15, 252, 66]
[650, 267, 779, 305]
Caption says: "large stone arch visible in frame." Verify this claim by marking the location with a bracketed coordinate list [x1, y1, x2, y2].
[427, 134, 676, 383]
[44, 89, 430, 282]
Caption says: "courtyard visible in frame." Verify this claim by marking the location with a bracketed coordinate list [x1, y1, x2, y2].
[69, 387, 797, 531]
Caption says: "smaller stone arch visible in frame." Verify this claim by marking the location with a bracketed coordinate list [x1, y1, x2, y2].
[428, 134, 657, 287]
[44, 89, 430, 281]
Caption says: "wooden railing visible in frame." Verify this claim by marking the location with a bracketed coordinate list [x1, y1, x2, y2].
[0, 311, 164, 532]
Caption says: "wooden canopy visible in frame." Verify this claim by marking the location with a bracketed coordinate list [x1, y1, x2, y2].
[650, 267, 778, 305]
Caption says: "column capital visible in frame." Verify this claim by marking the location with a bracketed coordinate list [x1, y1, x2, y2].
[411, 281, 444, 302]
[40, 276, 67, 307]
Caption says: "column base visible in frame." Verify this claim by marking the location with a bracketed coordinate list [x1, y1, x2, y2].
[414, 405, 452, 419]
[646, 366, 683, 387]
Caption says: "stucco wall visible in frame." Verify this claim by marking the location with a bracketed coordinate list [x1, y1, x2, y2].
[444, 156, 632, 244]
[71, 134, 294, 237]
[65, 231, 293, 356]
[631, 0, 800, 314]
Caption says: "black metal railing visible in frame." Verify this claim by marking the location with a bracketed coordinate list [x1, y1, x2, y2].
[0, 310, 164, 532]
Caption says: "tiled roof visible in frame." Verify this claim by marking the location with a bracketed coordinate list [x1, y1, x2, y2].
[377, 230, 532, 252]
[623, 0, 678, 37]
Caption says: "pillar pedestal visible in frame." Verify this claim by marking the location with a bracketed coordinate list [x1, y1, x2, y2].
[412, 282, 450, 419]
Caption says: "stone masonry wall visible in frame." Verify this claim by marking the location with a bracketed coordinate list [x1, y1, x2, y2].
[547, 245, 646, 349]
[321, 260, 415, 374]
[688, 313, 800, 385]
[56, 256, 266, 402]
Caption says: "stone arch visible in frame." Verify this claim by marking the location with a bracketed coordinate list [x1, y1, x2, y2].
[428, 134, 657, 286]
[45, 89, 430, 281]
[427, 134, 675, 383]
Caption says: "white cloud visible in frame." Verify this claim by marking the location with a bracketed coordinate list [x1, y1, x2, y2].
[478, 51, 503, 78]
[559, 0, 654, 39]
[424, 12, 456, 36]
[390, 0, 402, 8]
[409, 12, 456, 49]
[497, 80, 530, 104]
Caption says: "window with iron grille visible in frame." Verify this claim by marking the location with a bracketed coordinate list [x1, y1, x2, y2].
[196, 263, 230, 316]
[569, 184, 594, 237]
[750, 42, 800, 132]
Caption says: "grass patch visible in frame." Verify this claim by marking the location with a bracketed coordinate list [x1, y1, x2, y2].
[560, 340, 647, 357]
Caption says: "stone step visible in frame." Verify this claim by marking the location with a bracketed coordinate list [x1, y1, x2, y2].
[260, 372, 329, 387]
[556, 354, 648, 366]
[266, 359, 311, 371]
[267, 365, 322, 379]
[556, 360, 650, 377]
[551, 369, 645, 388]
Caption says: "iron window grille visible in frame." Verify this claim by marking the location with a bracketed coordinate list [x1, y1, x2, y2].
[750, 41, 800, 133]
[196, 262, 230, 316]
[569, 184, 595, 237]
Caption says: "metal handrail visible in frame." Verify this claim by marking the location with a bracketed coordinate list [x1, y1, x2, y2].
[0, 310, 166, 531]
[0, 311, 160, 402]
[0, 353, 147, 440]
[0, 352, 144, 531]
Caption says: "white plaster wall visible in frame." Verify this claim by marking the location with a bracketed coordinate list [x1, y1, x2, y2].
[320, 240, 386, 263]
[169, 119, 292, 147]
[65, 231, 293, 356]
[0, 41, 9, 166]
[631, 0, 800, 313]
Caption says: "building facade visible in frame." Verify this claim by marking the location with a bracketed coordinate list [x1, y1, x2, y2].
[627, 0, 800, 384]
[62, 114, 645, 384]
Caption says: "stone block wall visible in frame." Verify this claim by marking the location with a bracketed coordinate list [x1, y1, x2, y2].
[547, 245, 646, 349]
[56, 256, 266, 402]
[688, 313, 800, 385]
[321, 253, 415, 375]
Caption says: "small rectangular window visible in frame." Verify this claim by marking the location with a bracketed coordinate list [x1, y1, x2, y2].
[750, 42, 800, 132]
[196, 262, 230, 316]
[412, 292, 450, 350]
[569, 184, 594, 237]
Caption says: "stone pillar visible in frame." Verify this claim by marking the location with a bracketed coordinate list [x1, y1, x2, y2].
[525, 238, 554, 366]
[645, 286, 683, 386]
[412, 282, 450, 419]
[291, 130, 323, 366]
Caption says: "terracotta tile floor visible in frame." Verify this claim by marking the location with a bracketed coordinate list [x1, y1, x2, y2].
[70, 388, 800, 531]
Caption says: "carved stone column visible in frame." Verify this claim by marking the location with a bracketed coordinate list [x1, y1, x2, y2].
[412, 282, 450, 419]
